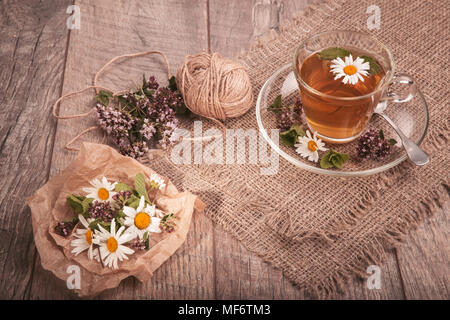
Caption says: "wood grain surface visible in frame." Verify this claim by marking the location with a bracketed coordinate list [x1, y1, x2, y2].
[0, 0, 72, 299]
[0, 0, 448, 300]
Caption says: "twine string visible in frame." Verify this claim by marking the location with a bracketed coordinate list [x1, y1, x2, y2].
[52, 51, 171, 151]
[65, 126, 106, 152]
[52, 50, 252, 151]
[175, 52, 253, 121]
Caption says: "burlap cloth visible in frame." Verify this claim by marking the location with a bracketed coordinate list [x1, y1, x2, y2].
[139, 0, 449, 297]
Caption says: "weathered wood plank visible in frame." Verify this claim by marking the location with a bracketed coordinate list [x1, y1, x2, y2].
[208, 0, 405, 299]
[214, 226, 305, 299]
[4, 0, 446, 300]
[215, 224, 405, 299]
[27, 0, 214, 299]
[395, 202, 449, 300]
[0, 0, 71, 299]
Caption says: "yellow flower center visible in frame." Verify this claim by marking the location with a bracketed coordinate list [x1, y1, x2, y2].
[85, 229, 93, 245]
[134, 212, 151, 230]
[343, 65, 357, 75]
[149, 181, 160, 190]
[307, 140, 318, 152]
[97, 188, 109, 200]
[106, 237, 118, 253]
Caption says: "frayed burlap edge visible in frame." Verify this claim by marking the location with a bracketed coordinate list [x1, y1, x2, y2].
[236, 0, 449, 297]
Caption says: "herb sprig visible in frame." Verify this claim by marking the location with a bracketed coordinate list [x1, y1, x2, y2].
[95, 76, 189, 159]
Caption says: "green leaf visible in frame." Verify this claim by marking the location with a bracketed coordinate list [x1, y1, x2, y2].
[267, 95, 283, 114]
[319, 153, 334, 169]
[361, 55, 381, 75]
[88, 219, 111, 231]
[144, 237, 150, 250]
[127, 195, 141, 209]
[280, 129, 299, 146]
[116, 208, 126, 219]
[134, 173, 150, 203]
[115, 182, 133, 192]
[81, 197, 94, 215]
[66, 195, 85, 214]
[88, 219, 100, 230]
[125, 194, 140, 205]
[340, 153, 350, 162]
[318, 47, 351, 60]
[330, 154, 344, 169]
[117, 95, 128, 108]
[94, 90, 113, 106]
[388, 138, 397, 145]
[280, 124, 306, 146]
[379, 129, 385, 140]
[114, 217, 124, 229]
[291, 124, 306, 137]
[142, 231, 150, 250]
[168, 76, 178, 92]
[319, 150, 350, 169]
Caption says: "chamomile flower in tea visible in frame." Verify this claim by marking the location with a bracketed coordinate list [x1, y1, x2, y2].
[297, 47, 385, 140]
[330, 54, 370, 85]
[83, 177, 117, 203]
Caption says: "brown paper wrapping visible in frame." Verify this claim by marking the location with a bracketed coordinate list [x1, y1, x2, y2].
[27, 142, 204, 297]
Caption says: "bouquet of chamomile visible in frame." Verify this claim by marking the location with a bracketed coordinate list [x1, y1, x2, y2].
[55, 172, 176, 269]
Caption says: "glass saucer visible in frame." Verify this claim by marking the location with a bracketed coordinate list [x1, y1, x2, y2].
[255, 63, 429, 177]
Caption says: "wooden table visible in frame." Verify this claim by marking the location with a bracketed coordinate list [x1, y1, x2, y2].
[0, 0, 448, 300]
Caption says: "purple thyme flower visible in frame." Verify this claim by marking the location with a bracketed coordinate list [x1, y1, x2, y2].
[112, 190, 132, 202]
[374, 140, 392, 159]
[144, 76, 159, 90]
[112, 190, 132, 209]
[55, 221, 76, 237]
[131, 238, 147, 251]
[88, 201, 114, 222]
[140, 119, 157, 140]
[356, 128, 393, 160]
[279, 96, 303, 131]
[95, 75, 183, 158]
[95, 104, 135, 141]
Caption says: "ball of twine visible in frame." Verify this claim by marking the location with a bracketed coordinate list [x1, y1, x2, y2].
[176, 52, 253, 121]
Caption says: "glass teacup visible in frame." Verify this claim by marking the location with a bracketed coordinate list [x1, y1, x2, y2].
[293, 30, 417, 143]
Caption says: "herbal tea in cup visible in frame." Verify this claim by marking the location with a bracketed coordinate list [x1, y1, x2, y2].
[293, 31, 416, 143]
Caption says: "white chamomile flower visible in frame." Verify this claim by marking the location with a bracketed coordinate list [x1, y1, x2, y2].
[148, 173, 166, 191]
[93, 219, 134, 269]
[330, 54, 370, 85]
[295, 130, 328, 163]
[123, 196, 162, 239]
[70, 215, 99, 261]
[82, 176, 117, 203]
